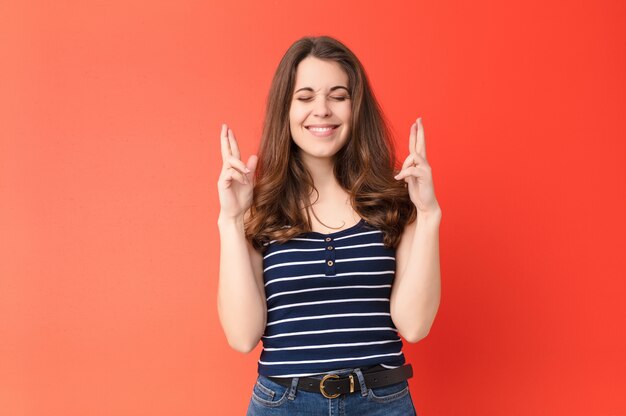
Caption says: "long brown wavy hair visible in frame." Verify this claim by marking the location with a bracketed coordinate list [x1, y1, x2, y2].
[245, 35, 416, 250]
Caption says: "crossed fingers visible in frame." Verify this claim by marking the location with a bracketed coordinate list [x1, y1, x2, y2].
[395, 117, 429, 181]
[220, 123, 250, 185]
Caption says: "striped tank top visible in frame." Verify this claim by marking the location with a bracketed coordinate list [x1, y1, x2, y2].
[258, 218, 406, 377]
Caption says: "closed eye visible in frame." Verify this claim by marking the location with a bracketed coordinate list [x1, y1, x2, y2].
[296, 96, 349, 102]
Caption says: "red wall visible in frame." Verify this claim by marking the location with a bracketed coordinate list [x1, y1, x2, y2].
[1, 1, 625, 415]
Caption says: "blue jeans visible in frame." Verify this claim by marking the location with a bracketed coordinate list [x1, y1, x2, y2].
[246, 367, 417, 415]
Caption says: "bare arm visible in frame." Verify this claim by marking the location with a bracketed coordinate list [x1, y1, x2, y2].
[391, 210, 441, 343]
[391, 117, 442, 342]
[215, 124, 265, 353]
[217, 215, 266, 353]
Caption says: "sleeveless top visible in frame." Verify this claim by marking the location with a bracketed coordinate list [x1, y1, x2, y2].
[258, 218, 406, 378]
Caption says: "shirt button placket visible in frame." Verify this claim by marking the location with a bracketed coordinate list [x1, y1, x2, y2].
[325, 236, 336, 276]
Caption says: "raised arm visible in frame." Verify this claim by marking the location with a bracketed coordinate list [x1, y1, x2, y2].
[216, 124, 266, 353]
[392, 118, 442, 342]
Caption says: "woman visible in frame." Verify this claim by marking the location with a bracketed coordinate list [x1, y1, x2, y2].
[217, 35, 441, 415]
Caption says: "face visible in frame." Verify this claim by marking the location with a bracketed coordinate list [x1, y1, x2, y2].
[289, 56, 352, 164]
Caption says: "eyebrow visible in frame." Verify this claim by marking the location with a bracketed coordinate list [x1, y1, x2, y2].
[294, 86, 350, 94]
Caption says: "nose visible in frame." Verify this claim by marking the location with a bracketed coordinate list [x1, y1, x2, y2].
[312, 97, 331, 117]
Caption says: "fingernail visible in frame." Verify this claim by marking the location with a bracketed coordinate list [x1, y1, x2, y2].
[245, 168, 251, 173]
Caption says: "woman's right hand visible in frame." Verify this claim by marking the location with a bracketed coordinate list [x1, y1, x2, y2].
[217, 123, 258, 221]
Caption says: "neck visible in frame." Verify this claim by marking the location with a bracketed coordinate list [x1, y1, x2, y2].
[299, 153, 354, 226]
[301, 153, 339, 191]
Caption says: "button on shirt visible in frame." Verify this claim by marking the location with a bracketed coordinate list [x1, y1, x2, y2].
[258, 218, 405, 378]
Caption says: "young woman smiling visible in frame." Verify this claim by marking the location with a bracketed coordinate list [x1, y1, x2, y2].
[217, 35, 441, 415]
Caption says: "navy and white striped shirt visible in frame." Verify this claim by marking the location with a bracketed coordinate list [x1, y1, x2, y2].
[258, 218, 406, 377]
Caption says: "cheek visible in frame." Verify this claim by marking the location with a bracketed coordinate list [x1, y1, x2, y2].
[341, 110, 352, 132]
[335, 103, 352, 121]
[345, 104, 353, 118]
[289, 113, 304, 141]
[289, 107, 304, 128]
[341, 109, 352, 138]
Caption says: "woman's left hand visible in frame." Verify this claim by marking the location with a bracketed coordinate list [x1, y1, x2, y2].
[394, 117, 441, 215]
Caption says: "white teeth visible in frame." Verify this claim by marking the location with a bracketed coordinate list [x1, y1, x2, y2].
[308, 127, 335, 132]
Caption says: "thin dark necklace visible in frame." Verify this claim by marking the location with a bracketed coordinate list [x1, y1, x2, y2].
[309, 206, 346, 230]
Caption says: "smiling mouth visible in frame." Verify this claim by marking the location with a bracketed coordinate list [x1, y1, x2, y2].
[305, 125, 339, 133]
[305, 125, 339, 138]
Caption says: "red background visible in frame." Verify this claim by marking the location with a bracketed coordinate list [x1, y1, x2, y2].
[1, 1, 625, 415]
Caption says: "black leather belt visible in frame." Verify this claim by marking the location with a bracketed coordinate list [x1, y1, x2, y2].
[268, 364, 413, 399]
